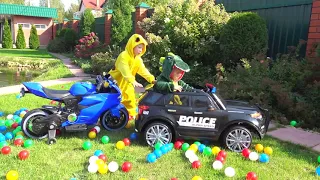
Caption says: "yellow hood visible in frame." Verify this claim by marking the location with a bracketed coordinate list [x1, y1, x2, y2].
[125, 34, 148, 58]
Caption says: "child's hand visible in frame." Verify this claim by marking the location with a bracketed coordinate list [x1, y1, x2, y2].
[133, 81, 143, 88]
[174, 85, 182, 92]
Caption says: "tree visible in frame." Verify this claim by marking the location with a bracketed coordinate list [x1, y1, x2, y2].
[80, 9, 95, 36]
[2, 19, 13, 49]
[111, 0, 132, 45]
[16, 24, 26, 49]
[0, 0, 24, 4]
[29, 25, 40, 49]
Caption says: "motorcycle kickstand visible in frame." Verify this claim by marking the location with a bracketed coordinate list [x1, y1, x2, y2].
[47, 122, 57, 145]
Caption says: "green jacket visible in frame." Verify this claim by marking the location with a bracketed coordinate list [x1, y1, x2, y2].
[153, 53, 193, 94]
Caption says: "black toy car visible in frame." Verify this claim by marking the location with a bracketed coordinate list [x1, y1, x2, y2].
[134, 85, 270, 152]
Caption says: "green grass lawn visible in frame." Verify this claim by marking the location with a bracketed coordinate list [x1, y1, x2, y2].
[0, 83, 319, 179]
[0, 49, 53, 58]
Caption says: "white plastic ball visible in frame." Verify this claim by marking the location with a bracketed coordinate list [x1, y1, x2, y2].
[7, 114, 13, 120]
[108, 161, 119, 172]
[224, 167, 236, 177]
[89, 156, 99, 164]
[249, 152, 259, 161]
[94, 126, 101, 133]
[185, 149, 195, 158]
[212, 160, 223, 170]
[88, 163, 98, 173]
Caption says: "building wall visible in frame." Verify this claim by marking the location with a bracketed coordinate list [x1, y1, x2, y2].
[11, 15, 53, 47]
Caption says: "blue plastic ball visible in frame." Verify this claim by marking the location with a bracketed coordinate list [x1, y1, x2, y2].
[5, 132, 14, 140]
[0, 134, 5, 142]
[259, 153, 270, 163]
[160, 145, 169, 154]
[198, 144, 206, 153]
[146, 153, 157, 163]
[0, 126, 7, 132]
[316, 166, 320, 176]
[94, 150, 103, 156]
[129, 133, 137, 140]
[153, 149, 162, 158]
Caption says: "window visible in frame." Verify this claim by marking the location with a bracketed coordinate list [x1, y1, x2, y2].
[35, 24, 46, 29]
[17, 23, 30, 29]
[166, 94, 189, 106]
[192, 96, 210, 108]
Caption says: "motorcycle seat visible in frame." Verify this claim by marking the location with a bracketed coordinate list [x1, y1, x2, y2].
[43, 87, 70, 99]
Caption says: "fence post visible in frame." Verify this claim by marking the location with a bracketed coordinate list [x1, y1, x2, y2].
[105, 10, 113, 45]
[135, 2, 150, 37]
[307, 0, 320, 57]
[72, 16, 80, 33]
[63, 18, 69, 29]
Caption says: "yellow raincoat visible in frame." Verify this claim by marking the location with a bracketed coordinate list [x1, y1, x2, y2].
[108, 34, 155, 117]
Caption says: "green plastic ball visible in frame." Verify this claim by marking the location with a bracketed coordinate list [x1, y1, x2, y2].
[181, 143, 190, 151]
[24, 139, 33, 148]
[83, 141, 92, 150]
[101, 136, 110, 144]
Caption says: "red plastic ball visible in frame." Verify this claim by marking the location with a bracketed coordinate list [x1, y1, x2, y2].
[174, 141, 183, 150]
[98, 154, 107, 162]
[90, 128, 97, 133]
[242, 148, 251, 158]
[123, 138, 131, 146]
[192, 160, 201, 169]
[246, 172, 258, 180]
[18, 150, 29, 160]
[215, 155, 225, 164]
[1, 146, 11, 155]
[121, 162, 132, 172]
[14, 139, 23, 146]
[11, 123, 19, 129]
[218, 150, 227, 158]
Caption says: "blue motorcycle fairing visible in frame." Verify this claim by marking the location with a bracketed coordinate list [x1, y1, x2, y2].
[69, 82, 96, 96]
[22, 82, 56, 100]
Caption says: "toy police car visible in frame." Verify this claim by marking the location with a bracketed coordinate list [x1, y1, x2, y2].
[134, 85, 270, 152]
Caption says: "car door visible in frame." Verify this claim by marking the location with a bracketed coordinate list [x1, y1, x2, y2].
[190, 95, 228, 138]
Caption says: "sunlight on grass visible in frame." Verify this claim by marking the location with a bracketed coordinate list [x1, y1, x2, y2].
[0, 83, 319, 179]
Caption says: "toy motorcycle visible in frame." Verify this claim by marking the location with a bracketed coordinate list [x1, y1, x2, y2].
[19, 74, 129, 144]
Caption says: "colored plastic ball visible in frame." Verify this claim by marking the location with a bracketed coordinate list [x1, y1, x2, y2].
[6, 170, 19, 180]
[1, 146, 11, 155]
[108, 161, 119, 172]
[146, 153, 157, 163]
[154, 142, 162, 150]
[194, 141, 201, 146]
[203, 147, 212, 156]
[192, 160, 201, 169]
[122, 162, 132, 172]
[198, 144, 206, 153]
[160, 145, 169, 154]
[290, 120, 297, 127]
[264, 147, 273, 155]
[98, 164, 108, 174]
[116, 141, 125, 150]
[88, 131, 96, 139]
[98, 154, 107, 162]
[259, 153, 269, 163]
[0, 141, 8, 148]
[212, 160, 223, 170]
[316, 166, 320, 176]
[174, 141, 182, 149]
[129, 133, 137, 140]
[101, 136, 110, 144]
[246, 172, 258, 180]
[318, 156, 320, 163]
[88, 163, 98, 173]
[181, 143, 190, 151]
[83, 141, 92, 150]
[94, 150, 103, 157]
[255, 144, 264, 152]
[5, 132, 13, 140]
[154, 149, 163, 158]
[123, 138, 131, 146]
[249, 152, 259, 161]
[242, 148, 251, 158]
[23, 139, 33, 148]
[18, 150, 29, 160]
[216, 155, 225, 164]
[191, 176, 203, 180]
[224, 167, 236, 177]
[218, 150, 227, 158]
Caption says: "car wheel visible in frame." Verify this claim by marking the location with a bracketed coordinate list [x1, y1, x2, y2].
[143, 122, 173, 147]
[222, 126, 252, 153]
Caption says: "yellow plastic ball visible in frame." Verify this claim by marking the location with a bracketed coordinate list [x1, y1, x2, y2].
[95, 159, 105, 167]
[6, 170, 19, 180]
[88, 131, 96, 139]
[116, 141, 125, 150]
[192, 176, 203, 180]
[264, 147, 273, 155]
[212, 146, 221, 155]
[255, 144, 264, 152]
[98, 164, 108, 174]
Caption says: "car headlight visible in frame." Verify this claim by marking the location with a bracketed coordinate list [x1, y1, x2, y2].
[251, 112, 262, 119]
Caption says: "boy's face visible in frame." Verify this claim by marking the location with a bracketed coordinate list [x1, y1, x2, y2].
[170, 67, 185, 82]
[133, 44, 144, 56]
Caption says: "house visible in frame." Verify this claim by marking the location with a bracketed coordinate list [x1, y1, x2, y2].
[76, 0, 107, 18]
[0, 3, 58, 48]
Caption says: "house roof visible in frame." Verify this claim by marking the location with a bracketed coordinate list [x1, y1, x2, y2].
[0, 3, 58, 18]
[81, 0, 106, 10]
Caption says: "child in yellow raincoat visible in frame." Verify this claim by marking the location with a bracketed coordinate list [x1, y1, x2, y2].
[108, 34, 155, 120]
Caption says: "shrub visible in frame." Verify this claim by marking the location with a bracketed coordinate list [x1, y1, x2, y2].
[29, 25, 40, 49]
[74, 32, 100, 59]
[47, 38, 67, 53]
[219, 12, 268, 68]
[80, 9, 95, 36]
[64, 28, 78, 52]
[3, 19, 13, 49]
[16, 24, 26, 49]
[91, 52, 115, 74]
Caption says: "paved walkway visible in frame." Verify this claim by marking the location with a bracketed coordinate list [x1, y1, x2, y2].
[0, 53, 92, 96]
